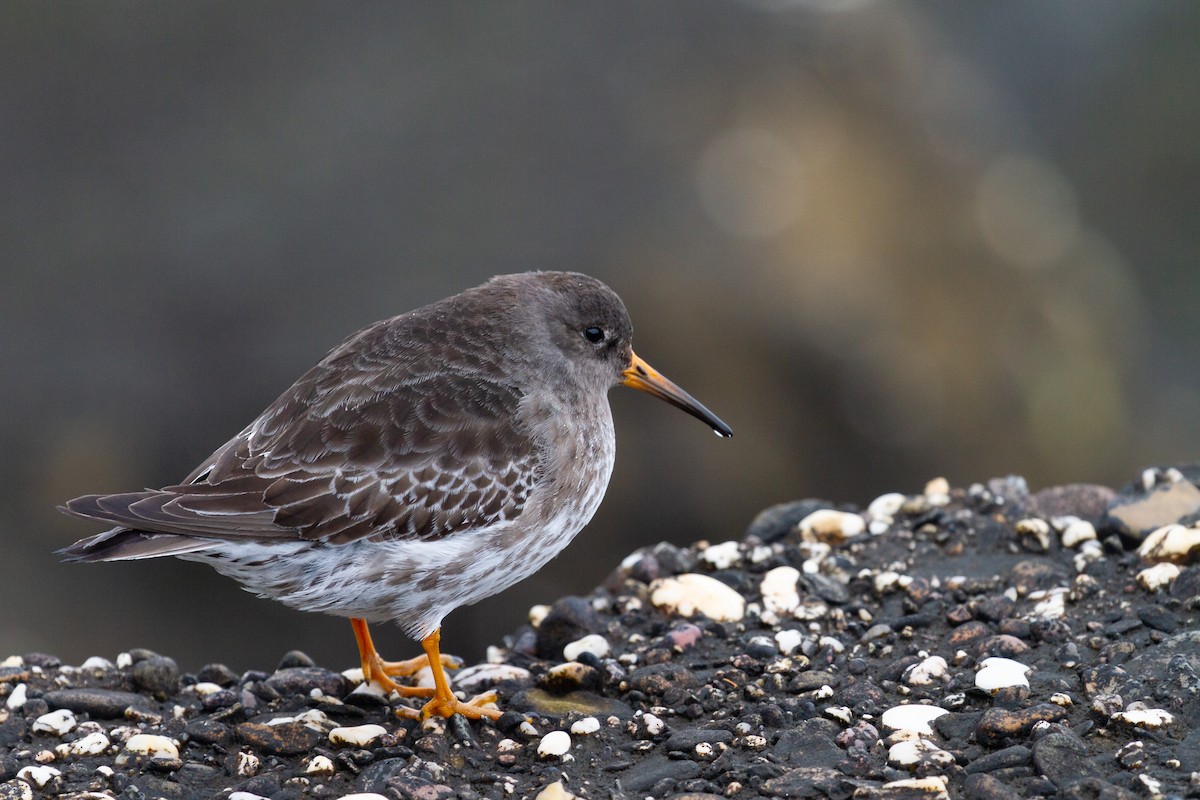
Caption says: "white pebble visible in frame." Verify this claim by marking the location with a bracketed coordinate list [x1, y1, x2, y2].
[883, 776, 949, 795]
[649, 574, 746, 622]
[235, 751, 260, 777]
[329, 724, 387, 747]
[880, 704, 949, 736]
[775, 629, 804, 655]
[695, 742, 715, 758]
[80, 656, 114, 670]
[1139, 524, 1200, 564]
[924, 477, 951, 506]
[190, 681, 225, 697]
[760, 566, 801, 616]
[1050, 693, 1074, 706]
[305, 755, 335, 775]
[0, 656, 22, 668]
[563, 634, 610, 662]
[6, 683, 27, 710]
[700, 540, 741, 569]
[569, 717, 601, 735]
[1137, 562, 1181, 592]
[905, 656, 948, 687]
[874, 571, 903, 593]
[799, 509, 866, 542]
[228, 793, 270, 800]
[975, 657, 1031, 692]
[867, 492, 907, 522]
[642, 712, 666, 735]
[1016, 518, 1053, 551]
[534, 781, 577, 800]
[56, 732, 110, 757]
[454, 663, 532, 693]
[124, 734, 179, 759]
[1113, 708, 1174, 728]
[888, 738, 955, 769]
[1, 779, 32, 800]
[32, 709, 76, 737]
[748, 544, 774, 564]
[537, 730, 572, 758]
[517, 720, 539, 737]
[115, 652, 133, 669]
[16, 765, 60, 789]
[528, 604, 551, 627]
[824, 706, 853, 724]
[1058, 518, 1097, 548]
[1030, 587, 1068, 619]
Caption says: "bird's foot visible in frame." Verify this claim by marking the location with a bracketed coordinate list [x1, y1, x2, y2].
[395, 690, 501, 721]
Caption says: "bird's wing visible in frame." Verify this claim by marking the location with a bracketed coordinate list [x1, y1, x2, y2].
[62, 350, 542, 549]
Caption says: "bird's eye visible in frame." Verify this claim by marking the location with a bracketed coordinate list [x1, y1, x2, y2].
[582, 326, 605, 344]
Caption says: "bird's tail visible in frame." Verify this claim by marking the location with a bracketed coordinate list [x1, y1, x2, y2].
[58, 493, 214, 562]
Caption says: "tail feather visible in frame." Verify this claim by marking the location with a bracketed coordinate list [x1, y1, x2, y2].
[58, 493, 219, 562]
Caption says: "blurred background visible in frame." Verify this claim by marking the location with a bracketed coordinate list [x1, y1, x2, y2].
[3, 2, 1197, 672]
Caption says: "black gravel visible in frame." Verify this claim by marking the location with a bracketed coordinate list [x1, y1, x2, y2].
[4, 468, 1200, 799]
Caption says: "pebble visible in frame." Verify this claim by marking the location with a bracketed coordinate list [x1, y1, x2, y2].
[15, 766, 58, 789]
[1059, 517, 1097, 547]
[305, 755, 335, 775]
[453, 662, 532, 693]
[798, 509, 866, 542]
[1111, 707, 1173, 728]
[55, 731, 110, 757]
[130, 655, 179, 696]
[31, 708, 76, 737]
[263, 667, 347, 698]
[888, 738, 955, 770]
[775, 629, 804, 655]
[880, 704, 949, 736]
[562, 634, 610, 662]
[1137, 562, 1180, 591]
[42, 688, 152, 719]
[536, 730, 571, 758]
[329, 724, 387, 747]
[975, 657, 1031, 692]
[238, 720, 323, 755]
[975, 704, 1068, 746]
[760, 566, 801, 616]
[700, 540, 741, 569]
[569, 716, 601, 735]
[3, 684, 25, 711]
[123, 734, 179, 759]
[1138, 523, 1200, 564]
[649, 574, 746, 622]
[535, 596, 602, 659]
[905, 655, 948, 687]
[534, 781, 577, 800]
[867, 492, 907, 522]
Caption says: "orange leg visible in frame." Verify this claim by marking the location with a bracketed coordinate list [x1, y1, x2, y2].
[350, 618, 458, 698]
[404, 628, 501, 721]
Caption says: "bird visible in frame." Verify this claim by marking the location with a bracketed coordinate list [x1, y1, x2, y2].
[59, 271, 732, 720]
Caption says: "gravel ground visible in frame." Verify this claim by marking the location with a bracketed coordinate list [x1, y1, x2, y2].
[5, 468, 1200, 800]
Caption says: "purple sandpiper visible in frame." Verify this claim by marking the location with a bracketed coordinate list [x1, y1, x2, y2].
[60, 271, 731, 719]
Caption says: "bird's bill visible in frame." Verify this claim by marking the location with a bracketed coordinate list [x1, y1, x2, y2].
[621, 352, 733, 438]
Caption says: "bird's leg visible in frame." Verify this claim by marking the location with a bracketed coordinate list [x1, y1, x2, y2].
[350, 618, 446, 698]
[409, 628, 501, 721]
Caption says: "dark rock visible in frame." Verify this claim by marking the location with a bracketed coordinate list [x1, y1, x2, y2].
[20, 653, 61, 669]
[1080, 664, 1135, 699]
[616, 754, 702, 793]
[965, 744, 1032, 774]
[761, 766, 850, 798]
[236, 721, 323, 756]
[771, 718, 843, 769]
[1136, 605, 1179, 633]
[130, 655, 179, 697]
[664, 727, 735, 753]
[0, 717, 26, 750]
[948, 621, 991, 649]
[44, 688, 154, 718]
[184, 719, 231, 745]
[263, 667, 348, 698]
[976, 704, 1068, 746]
[1057, 777, 1139, 800]
[975, 635, 1030, 659]
[201, 689, 239, 711]
[933, 711, 982, 742]
[976, 595, 1016, 623]
[627, 662, 698, 696]
[385, 774, 457, 800]
[275, 650, 316, 670]
[356, 758, 409, 794]
[1028, 484, 1115, 524]
[1009, 560, 1069, 596]
[745, 500, 831, 544]
[964, 772, 1023, 800]
[508, 688, 634, 718]
[534, 596, 601, 660]
[787, 671, 839, 693]
[196, 663, 239, 687]
[538, 662, 602, 694]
